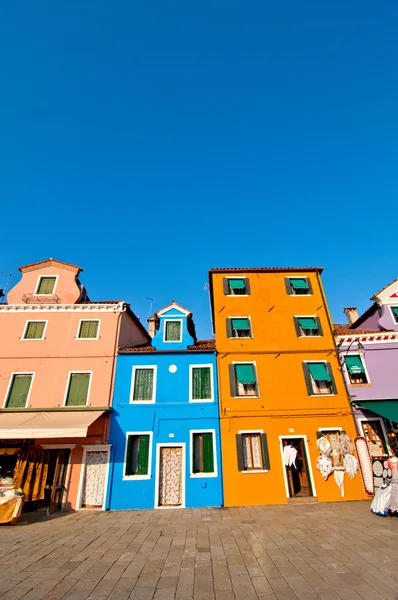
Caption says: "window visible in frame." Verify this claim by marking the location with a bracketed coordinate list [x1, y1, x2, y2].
[192, 432, 215, 474]
[227, 317, 252, 338]
[23, 321, 46, 340]
[230, 363, 258, 397]
[124, 434, 151, 477]
[236, 432, 270, 472]
[65, 373, 91, 406]
[36, 276, 56, 295]
[391, 307, 398, 324]
[78, 320, 99, 339]
[344, 355, 369, 384]
[285, 277, 312, 295]
[294, 316, 322, 337]
[303, 362, 336, 395]
[164, 320, 182, 342]
[131, 367, 156, 402]
[4, 374, 33, 408]
[190, 366, 213, 401]
[223, 278, 250, 296]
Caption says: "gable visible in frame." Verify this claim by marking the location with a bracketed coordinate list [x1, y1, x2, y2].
[372, 277, 398, 304]
[160, 307, 187, 318]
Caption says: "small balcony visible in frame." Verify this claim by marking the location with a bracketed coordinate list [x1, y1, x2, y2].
[22, 293, 61, 304]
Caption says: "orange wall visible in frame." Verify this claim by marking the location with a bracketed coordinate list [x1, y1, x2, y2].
[211, 270, 367, 505]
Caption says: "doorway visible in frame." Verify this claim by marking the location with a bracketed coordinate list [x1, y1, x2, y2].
[80, 450, 109, 508]
[158, 446, 183, 507]
[42, 449, 71, 512]
[281, 437, 314, 498]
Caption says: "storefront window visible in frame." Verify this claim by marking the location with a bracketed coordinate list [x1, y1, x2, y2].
[0, 449, 18, 487]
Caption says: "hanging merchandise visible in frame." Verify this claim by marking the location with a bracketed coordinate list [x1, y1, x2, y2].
[283, 444, 297, 468]
[354, 436, 374, 496]
[316, 455, 333, 481]
[339, 432, 353, 456]
[316, 435, 331, 456]
[344, 454, 358, 479]
[330, 434, 343, 468]
[334, 468, 345, 498]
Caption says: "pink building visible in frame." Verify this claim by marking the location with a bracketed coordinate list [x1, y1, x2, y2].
[0, 258, 149, 512]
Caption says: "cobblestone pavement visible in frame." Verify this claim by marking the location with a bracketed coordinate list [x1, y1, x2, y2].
[1, 501, 398, 600]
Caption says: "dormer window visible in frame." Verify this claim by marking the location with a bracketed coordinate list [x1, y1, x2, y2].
[35, 276, 56, 295]
[164, 320, 182, 342]
[391, 307, 398, 324]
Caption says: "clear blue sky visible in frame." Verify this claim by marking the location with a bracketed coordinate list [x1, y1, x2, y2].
[1, 1, 397, 338]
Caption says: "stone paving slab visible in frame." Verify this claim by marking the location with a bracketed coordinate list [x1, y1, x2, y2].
[1, 502, 398, 599]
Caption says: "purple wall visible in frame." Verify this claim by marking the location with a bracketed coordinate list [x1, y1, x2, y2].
[355, 304, 398, 332]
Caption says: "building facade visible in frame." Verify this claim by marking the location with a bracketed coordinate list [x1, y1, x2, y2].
[106, 302, 223, 510]
[209, 267, 366, 506]
[335, 279, 398, 472]
[0, 258, 149, 511]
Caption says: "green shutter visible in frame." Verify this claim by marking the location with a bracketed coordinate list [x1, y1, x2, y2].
[37, 277, 56, 294]
[137, 435, 150, 475]
[290, 278, 308, 290]
[307, 363, 331, 382]
[235, 364, 256, 384]
[392, 307, 398, 320]
[345, 355, 365, 374]
[6, 375, 32, 408]
[165, 321, 181, 341]
[66, 373, 90, 406]
[202, 433, 214, 473]
[79, 321, 99, 338]
[192, 367, 211, 400]
[228, 279, 245, 289]
[133, 369, 154, 401]
[125, 436, 134, 476]
[25, 322, 45, 339]
[298, 317, 318, 330]
[231, 318, 250, 331]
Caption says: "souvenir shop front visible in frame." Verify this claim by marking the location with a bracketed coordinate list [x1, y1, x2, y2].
[0, 410, 110, 523]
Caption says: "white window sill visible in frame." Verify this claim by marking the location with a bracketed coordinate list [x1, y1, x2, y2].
[309, 394, 335, 397]
[20, 338, 45, 341]
[241, 469, 269, 474]
[75, 338, 99, 341]
[190, 473, 217, 478]
[189, 399, 214, 403]
[129, 400, 156, 404]
[233, 396, 260, 399]
[298, 335, 322, 338]
[226, 294, 249, 297]
[229, 336, 253, 340]
[289, 294, 312, 297]
[122, 475, 151, 481]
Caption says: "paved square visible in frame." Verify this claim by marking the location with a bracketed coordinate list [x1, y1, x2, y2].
[1, 501, 398, 600]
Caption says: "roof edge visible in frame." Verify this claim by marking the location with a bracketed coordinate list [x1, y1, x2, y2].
[208, 266, 324, 274]
[19, 258, 83, 274]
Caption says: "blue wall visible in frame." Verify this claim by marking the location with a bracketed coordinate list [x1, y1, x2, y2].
[106, 351, 223, 509]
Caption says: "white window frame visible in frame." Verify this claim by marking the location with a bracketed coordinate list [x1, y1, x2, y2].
[129, 365, 157, 404]
[189, 364, 214, 403]
[21, 320, 48, 341]
[226, 276, 249, 297]
[342, 353, 371, 386]
[238, 429, 269, 473]
[288, 276, 312, 296]
[357, 416, 388, 449]
[75, 319, 101, 340]
[317, 427, 343, 433]
[229, 315, 253, 339]
[189, 429, 218, 478]
[3, 372, 35, 408]
[279, 434, 317, 498]
[34, 274, 59, 295]
[76, 444, 112, 510]
[294, 315, 321, 338]
[63, 371, 93, 407]
[389, 305, 398, 324]
[163, 319, 183, 343]
[122, 432, 153, 481]
[232, 360, 260, 398]
[154, 442, 186, 509]
[304, 360, 335, 397]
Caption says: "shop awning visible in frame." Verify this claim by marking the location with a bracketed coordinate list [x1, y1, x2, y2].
[0, 411, 105, 439]
[359, 401, 398, 423]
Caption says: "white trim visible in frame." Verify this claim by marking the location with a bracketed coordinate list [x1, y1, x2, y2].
[342, 353, 371, 387]
[2, 372, 35, 408]
[34, 274, 59, 295]
[63, 371, 93, 407]
[228, 315, 253, 339]
[294, 315, 322, 338]
[122, 432, 153, 480]
[237, 429, 269, 473]
[231, 360, 260, 398]
[129, 365, 157, 404]
[189, 364, 214, 403]
[0, 302, 125, 314]
[154, 443, 186, 509]
[189, 429, 218, 478]
[75, 318, 101, 340]
[157, 303, 191, 317]
[163, 319, 183, 343]
[279, 435, 317, 499]
[337, 335, 398, 344]
[357, 416, 388, 447]
[317, 427, 343, 432]
[77, 445, 111, 510]
[388, 305, 398, 324]
[20, 320, 48, 341]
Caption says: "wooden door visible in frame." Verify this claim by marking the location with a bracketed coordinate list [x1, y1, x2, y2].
[158, 447, 183, 507]
[49, 450, 70, 513]
[81, 451, 109, 508]
[362, 421, 387, 455]
[282, 439, 313, 498]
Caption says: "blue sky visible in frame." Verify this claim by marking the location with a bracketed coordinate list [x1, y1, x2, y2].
[1, 1, 397, 338]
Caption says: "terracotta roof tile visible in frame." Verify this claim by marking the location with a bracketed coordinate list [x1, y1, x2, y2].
[119, 339, 215, 354]
[19, 258, 83, 273]
[335, 323, 396, 336]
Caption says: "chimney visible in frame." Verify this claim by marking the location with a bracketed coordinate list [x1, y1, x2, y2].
[344, 307, 359, 325]
[147, 316, 157, 338]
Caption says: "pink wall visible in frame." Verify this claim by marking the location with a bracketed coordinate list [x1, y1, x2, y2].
[8, 263, 82, 305]
[119, 311, 148, 348]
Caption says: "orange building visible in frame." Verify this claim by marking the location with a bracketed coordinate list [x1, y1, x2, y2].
[209, 267, 367, 506]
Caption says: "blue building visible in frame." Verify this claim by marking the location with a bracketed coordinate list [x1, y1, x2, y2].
[106, 302, 223, 509]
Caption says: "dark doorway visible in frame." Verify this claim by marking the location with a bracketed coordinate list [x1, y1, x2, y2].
[282, 438, 313, 498]
[40, 449, 71, 512]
